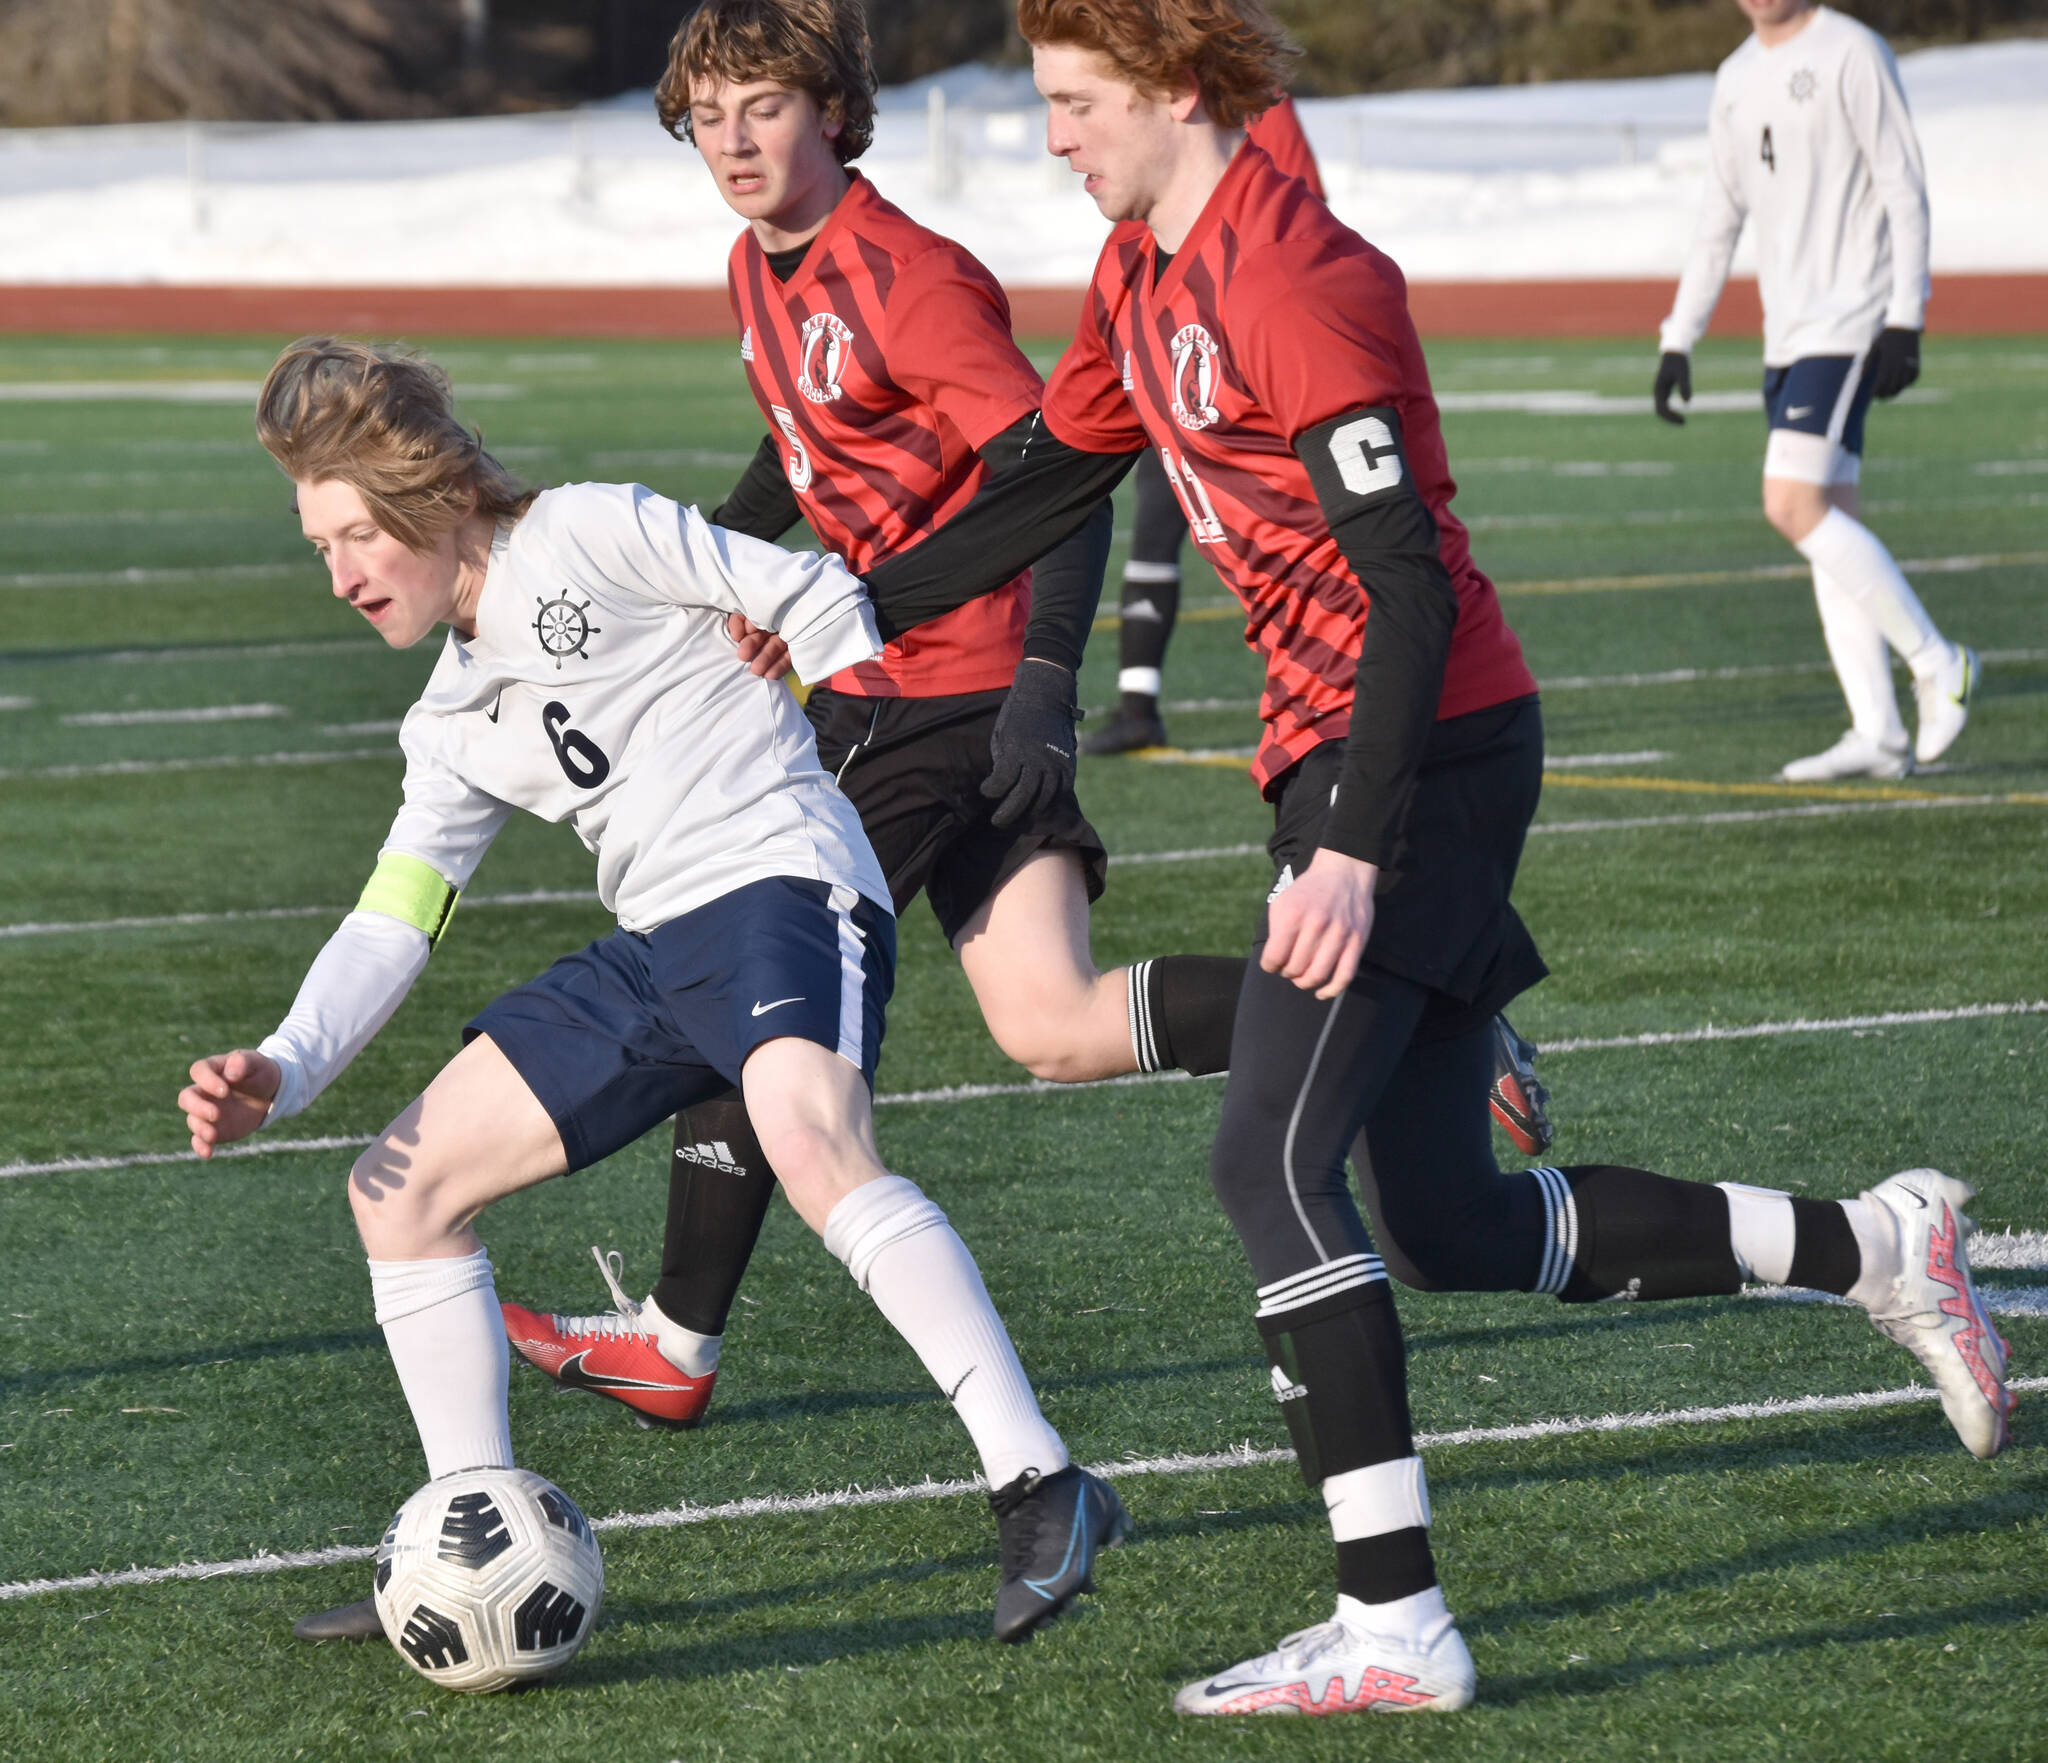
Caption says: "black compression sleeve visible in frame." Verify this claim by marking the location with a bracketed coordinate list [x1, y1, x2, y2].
[1021, 497, 1114, 671]
[861, 413, 1140, 642]
[710, 432, 802, 543]
[1295, 406, 1460, 867]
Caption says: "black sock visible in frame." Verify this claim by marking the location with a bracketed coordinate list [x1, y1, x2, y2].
[1129, 954, 1243, 1075]
[1336, 1529, 1437, 1606]
[652, 1090, 778, 1337]
[1553, 1164, 1744, 1303]
[1119, 689, 1162, 720]
[1788, 1197, 1862, 1295]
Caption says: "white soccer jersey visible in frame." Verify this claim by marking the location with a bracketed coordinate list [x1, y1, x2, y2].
[257, 481, 889, 1122]
[1660, 6, 1930, 364]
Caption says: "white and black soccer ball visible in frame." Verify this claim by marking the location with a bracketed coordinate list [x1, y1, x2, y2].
[372, 1467, 604, 1693]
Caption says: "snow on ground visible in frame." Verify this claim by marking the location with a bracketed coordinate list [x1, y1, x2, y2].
[0, 40, 2041, 286]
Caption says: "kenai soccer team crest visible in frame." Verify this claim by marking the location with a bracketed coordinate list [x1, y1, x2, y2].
[797, 312, 855, 403]
[1169, 324, 1221, 430]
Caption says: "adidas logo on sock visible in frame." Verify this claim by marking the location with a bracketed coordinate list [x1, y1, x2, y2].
[1269, 1364, 1309, 1404]
[675, 1140, 747, 1174]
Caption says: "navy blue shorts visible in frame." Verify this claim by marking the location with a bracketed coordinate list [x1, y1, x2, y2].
[1763, 351, 1878, 454]
[466, 877, 894, 1173]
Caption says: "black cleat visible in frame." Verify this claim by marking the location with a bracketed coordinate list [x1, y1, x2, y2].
[292, 1594, 383, 1642]
[1487, 1013, 1554, 1157]
[1082, 705, 1170, 755]
[989, 1464, 1131, 1643]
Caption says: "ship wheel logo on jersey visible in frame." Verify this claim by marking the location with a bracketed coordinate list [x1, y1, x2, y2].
[1168, 324, 1222, 431]
[532, 594, 602, 667]
[1788, 66, 1818, 102]
[796, 311, 856, 404]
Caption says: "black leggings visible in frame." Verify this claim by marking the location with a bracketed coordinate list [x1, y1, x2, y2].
[1209, 955, 1546, 1301]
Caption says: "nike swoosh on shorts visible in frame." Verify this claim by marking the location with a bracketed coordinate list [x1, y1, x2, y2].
[751, 997, 804, 1017]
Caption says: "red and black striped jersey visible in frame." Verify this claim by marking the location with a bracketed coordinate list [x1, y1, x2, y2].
[1246, 97, 1324, 201]
[728, 172, 1040, 697]
[1042, 144, 1535, 793]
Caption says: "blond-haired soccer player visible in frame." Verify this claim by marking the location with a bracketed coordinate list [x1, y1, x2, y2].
[183, 338, 1126, 1650]
[1657, 0, 1976, 780]
[834, 0, 2012, 1715]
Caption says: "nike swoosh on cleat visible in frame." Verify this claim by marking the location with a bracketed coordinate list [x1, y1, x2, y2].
[751, 996, 803, 1017]
[557, 1351, 691, 1395]
[1024, 1486, 1089, 1601]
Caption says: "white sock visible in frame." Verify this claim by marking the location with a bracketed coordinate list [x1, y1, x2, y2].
[1843, 1197, 1899, 1309]
[1117, 665, 1163, 697]
[823, 1175, 1067, 1491]
[1811, 566, 1908, 747]
[368, 1249, 513, 1479]
[1795, 509, 1946, 677]
[1718, 1182, 1797, 1285]
[639, 1291, 721, 1378]
[1338, 1584, 1454, 1648]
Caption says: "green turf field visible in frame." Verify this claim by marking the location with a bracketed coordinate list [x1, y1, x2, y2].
[2, 333, 2044, 1761]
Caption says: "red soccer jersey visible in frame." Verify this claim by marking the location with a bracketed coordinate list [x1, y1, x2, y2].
[1246, 97, 1325, 201]
[1043, 144, 1535, 794]
[728, 172, 1039, 696]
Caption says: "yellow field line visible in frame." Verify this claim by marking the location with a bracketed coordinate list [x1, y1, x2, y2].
[1543, 771, 2048, 806]
[1092, 550, 2048, 626]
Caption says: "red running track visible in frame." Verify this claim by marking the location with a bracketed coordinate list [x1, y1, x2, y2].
[0, 277, 2040, 339]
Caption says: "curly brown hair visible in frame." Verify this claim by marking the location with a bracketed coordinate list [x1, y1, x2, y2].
[655, 0, 876, 165]
[1017, 0, 1297, 130]
[256, 338, 535, 554]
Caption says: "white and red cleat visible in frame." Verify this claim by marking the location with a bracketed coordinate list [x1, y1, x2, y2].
[1858, 1169, 2014, 1459]
[502, 1249, 716, 1430]
[1174, 1601, 1475, 1716]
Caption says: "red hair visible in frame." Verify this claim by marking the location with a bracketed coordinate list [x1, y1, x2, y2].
[1017, 0, 1296, 130]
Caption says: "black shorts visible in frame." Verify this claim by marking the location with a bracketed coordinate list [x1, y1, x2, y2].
[806, 684, 1109, 945]
[1267, 694, 1548, 1039]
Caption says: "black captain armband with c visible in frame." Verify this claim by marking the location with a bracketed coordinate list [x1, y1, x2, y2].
[1296, 405, 1460, 868]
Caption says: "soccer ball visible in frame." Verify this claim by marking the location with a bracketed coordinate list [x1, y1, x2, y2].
[372, 1466, 604, 1693]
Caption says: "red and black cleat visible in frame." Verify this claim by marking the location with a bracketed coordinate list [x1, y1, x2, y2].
[1487, 1014, 1554, 1158]
[501, 1251, 716, 1430]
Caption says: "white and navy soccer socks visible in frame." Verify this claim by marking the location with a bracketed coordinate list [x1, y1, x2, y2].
[368, 1248, 514, 1479]
[823, 1174, 1068, 1493]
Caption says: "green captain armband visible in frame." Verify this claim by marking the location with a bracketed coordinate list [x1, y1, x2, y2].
[356, 853, 460, 948]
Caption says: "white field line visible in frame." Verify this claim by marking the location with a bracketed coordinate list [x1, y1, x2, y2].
[0, 381, 524, 404]
[4, 1000, 2043, 1184]
[1967, 1230, 2048, 1271]
[0, 747, 384, 781]
[60, 704, 288, 728]
[1085, 647, 2048, 716]
[4, 1374, 2041, 1606]
[1747, 1285, 2048, 1316]
[1, 562, 303, 590]
[0, 695, 35, 711]
[1542, 749, 1670, 769]
[1434, 387, 1952, 417]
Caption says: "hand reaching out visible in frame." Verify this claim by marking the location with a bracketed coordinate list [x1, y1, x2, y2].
[178, 1049, 280, 1158]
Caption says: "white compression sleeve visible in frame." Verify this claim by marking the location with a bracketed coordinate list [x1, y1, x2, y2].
[258, 910, 432, 1124]
[369, 1250, 513, 1480]
[823, 1176, 1067, 1491]
[1795, 508, 1944, 674]
[1811, 567, 1908, 746]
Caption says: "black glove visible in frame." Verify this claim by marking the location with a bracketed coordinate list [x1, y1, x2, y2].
[1869, 326, 1921, 399]
[982, 659, 1079, 829]
[1653, 351, 1692, 425]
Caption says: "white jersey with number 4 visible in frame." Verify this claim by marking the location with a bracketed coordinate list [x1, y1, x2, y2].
[1660, 5, 1930, 365]
[256, 480, 890, 1123]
